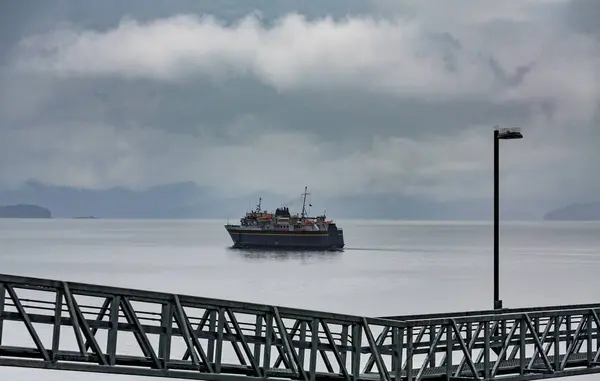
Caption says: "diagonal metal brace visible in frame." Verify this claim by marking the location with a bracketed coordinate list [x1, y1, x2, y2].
[5, 284, 50, 361]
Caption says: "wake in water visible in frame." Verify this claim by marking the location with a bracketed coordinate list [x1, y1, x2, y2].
[344, 247, 401, 252]
[344, 247, 435, 253]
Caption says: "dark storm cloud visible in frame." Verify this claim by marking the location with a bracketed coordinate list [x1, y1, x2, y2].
[564, 0, 600, 35]
[1, 71, 533, 143]
[0, 0, 599, 208]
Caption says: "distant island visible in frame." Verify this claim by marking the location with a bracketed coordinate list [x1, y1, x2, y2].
[0, 204, 52, 218]
[544, 202, 600, 221]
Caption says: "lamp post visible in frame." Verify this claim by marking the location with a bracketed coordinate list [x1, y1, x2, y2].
[494, 127, 523, 310]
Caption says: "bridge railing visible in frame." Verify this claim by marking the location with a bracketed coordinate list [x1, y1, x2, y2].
[2, 273, 600, 381]
[0, 273, 405, 381]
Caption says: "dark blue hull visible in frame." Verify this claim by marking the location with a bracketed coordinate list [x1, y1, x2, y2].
[225, 226, 344, 251]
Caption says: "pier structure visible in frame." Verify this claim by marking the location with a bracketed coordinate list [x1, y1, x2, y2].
[1, 273, 600, 381]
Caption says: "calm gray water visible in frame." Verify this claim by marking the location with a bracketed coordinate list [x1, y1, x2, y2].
[1, 219, 600, 380]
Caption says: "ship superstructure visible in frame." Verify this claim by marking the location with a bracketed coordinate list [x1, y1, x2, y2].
[225, 187, 344, 250]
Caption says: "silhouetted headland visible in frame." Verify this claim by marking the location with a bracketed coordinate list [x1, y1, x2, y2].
[544, 202, 600, 221]
[0, 204, 52, 218]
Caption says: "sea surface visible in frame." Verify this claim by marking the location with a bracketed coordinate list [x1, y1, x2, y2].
[1, 219, 600, 381]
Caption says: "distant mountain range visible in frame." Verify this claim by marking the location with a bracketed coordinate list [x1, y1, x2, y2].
[0, 180, 567, 220]
[0, 180, 224, 219]
[544, 202, 600, 221]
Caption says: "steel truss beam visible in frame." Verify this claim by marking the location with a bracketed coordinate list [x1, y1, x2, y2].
[2, 273, 600, 381]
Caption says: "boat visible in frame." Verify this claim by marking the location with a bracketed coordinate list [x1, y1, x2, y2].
[225, 187, 344, 251]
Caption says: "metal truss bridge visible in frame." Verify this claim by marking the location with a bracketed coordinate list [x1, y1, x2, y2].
[1, 273, 600, 381]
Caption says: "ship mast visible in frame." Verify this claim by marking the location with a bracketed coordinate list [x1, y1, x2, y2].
[300, 186, 310, 219]
[255, 197, 262, 213]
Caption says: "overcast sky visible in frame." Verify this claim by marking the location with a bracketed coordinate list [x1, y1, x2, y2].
[1, 0, 599, 206]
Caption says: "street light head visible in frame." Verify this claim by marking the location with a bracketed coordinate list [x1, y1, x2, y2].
[497, 127, 523, 140]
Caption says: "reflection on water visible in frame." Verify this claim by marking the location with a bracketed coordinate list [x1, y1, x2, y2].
[227, 247, 343, 261]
